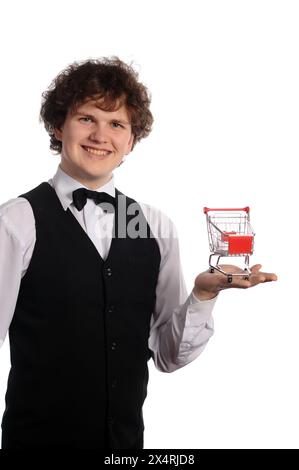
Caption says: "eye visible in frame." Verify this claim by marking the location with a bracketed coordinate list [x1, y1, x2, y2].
[79, 116, 93, 123]
[111, 121, 124, 129]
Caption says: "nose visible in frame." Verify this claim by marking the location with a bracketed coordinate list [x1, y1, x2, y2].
[89, 122, 108, 143]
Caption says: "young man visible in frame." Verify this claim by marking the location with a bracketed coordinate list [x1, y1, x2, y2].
[0, 57, 277, 449]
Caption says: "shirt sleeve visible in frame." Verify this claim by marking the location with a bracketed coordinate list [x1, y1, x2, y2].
[142, 204, 216, 372]
[0, 198, 35, 346]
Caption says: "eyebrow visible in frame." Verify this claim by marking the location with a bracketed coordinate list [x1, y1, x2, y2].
[74, 111, 131, 125]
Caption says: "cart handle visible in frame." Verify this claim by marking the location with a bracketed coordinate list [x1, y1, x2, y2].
[203, 207, 250, 213]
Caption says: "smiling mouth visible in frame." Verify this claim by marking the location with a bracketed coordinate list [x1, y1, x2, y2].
[82, 146, 112, 156]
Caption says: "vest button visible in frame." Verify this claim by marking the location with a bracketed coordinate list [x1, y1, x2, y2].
[108, 305, 114, 313]
[111, 379, 117, 389]
[111, 341, 117, 350]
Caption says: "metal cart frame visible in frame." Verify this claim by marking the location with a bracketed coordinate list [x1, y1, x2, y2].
[203, 207, 255, 282]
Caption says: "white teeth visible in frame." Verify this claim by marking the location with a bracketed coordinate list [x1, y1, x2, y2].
[84, 146, 110, 156]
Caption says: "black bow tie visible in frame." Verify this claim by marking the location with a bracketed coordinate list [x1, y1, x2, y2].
[72, 188, 116, 211]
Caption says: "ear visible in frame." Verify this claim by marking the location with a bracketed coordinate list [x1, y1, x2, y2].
[53, 128, 63, 141]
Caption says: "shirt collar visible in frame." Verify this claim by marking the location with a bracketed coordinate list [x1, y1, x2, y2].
[48, 165, 116, 211]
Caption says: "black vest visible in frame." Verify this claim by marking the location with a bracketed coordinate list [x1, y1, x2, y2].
[1, 183, 161, 449]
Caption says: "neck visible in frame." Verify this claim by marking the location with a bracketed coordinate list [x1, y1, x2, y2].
[59, 164, 112, 190]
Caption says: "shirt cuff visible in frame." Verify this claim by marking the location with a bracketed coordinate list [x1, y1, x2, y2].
[181, 291, 217, 325]
[190, 290, 218, 306]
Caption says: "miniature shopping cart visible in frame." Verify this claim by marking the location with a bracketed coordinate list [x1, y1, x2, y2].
[203, 207, 255, 283]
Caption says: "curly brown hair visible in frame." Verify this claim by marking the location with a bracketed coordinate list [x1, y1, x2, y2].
[39, 57, 153, 153]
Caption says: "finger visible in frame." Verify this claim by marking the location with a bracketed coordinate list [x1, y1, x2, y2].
[258, 272, 278, 282]
[249, 265, 278, 281]
[223, 271, 277, 288]
[250, 264, 262, 273]
[246, 272, 277, 285]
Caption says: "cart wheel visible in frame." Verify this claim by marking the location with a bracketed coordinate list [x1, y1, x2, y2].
[228, 275, 233, 283]
[210, 268, 215, 273]
[244, 276, 249, 281]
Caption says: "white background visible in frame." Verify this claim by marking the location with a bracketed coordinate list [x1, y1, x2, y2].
[0, 0, 298, 449]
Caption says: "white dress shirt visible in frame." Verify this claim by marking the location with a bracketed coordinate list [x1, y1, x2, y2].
[0, 166, 216, 372]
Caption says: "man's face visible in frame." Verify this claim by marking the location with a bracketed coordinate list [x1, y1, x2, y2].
[54, 99, 134, 189]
